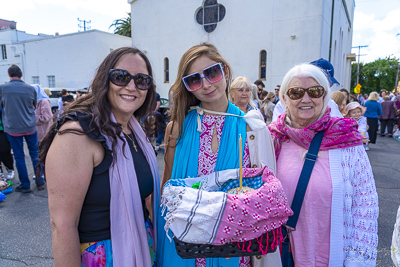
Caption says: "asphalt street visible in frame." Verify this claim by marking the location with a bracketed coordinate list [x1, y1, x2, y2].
[0, 135, 399, 266]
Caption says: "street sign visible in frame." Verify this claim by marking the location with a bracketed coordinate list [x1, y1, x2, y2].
[354, 83, 362, 94]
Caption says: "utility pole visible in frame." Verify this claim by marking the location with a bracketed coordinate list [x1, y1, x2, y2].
[352, 45, 368, 85]
[395, 64, 400, 93]
[78, 18, 91, 31]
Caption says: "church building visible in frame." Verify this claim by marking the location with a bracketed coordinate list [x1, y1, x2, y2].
[129, 0, 356, 97]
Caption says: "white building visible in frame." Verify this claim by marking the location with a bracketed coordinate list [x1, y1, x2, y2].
[0, 28, 131, 88]
[129, 0, 356, 97]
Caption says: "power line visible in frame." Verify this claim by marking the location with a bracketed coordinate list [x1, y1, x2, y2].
[77, 18, 91, 31]
[352, 45, 368, 85]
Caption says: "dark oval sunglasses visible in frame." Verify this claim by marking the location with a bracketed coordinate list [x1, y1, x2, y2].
[109, 69, 153, 90]
[182, 63, 224, 92]
[286, 86, 325, 100]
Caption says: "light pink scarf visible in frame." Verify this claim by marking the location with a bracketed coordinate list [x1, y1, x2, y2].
[105, 113, 160, 266]
[268, 107, 363, 159]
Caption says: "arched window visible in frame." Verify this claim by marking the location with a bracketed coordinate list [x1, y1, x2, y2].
[259, 50, 267, 80]
[164, 57, 169, 83]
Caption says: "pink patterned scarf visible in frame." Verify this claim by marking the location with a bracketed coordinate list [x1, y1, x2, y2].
[268, 107, 363, 159]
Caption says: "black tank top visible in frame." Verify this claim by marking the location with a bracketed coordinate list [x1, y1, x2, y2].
[60, 112, 154, 243]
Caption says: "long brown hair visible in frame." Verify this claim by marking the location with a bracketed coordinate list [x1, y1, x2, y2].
[169, 42, 232, 138]
[38, 47, 156, 173]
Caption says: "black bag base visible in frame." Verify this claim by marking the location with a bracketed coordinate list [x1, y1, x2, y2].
[174, 229, 281, 259]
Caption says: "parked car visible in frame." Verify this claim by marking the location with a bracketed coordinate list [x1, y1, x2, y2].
[159, 97, 170, 124]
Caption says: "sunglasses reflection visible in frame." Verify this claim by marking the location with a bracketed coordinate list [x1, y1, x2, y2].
[182, 63, 224, 92]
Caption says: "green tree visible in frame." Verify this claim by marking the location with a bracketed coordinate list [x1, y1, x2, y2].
[351, 57, 399, 95]
[109, 13, 131, 37]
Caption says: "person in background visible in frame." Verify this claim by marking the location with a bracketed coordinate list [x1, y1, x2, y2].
[40, 47, 160, 266]
[394, 94, 400, 130]
[0, 64, 42, 193]
[364, 92, 383, 144]
[361, 93, 368, 106]
[153, 92, 166, 151]
[254, 79, 265, 99]
[263, 92, 276, 125]
[259, 90, 269, 123]
[339, 88, 350, 104]
[349, 93, 358, 103]
[32, 84, 53, 184]
[229, 76, 258, 113]
[159, 42, 277, 267]
[268, 63, 378, 266]
[331, 91, 347, 115]
[259, 90, 268, 101]
[44, 88, 52, 97]
[32, 84, 53, 142]
[344, 102, 370, 150]
[251, 84, 261, 109]
[379, 95, 396, 137]
[273, 85, 280, 104]
[0, 108, 14, 180]
[58, 89, 67, 113]
[378, 89, 387, 104]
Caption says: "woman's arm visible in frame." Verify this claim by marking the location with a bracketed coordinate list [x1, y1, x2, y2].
[46, 121, 104, 267]
[161, 121, 179, 188]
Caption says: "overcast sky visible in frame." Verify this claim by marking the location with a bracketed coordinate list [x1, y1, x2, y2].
[1, 0, 399, 64]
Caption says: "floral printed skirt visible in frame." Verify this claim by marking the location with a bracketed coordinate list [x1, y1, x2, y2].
[80, 218, 155, 267]
[81, 239, 113, 267]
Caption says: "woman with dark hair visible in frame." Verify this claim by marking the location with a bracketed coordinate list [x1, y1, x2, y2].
[39, 47, 160, 266]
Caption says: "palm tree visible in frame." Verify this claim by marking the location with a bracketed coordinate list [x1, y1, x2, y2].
[109, 13, 131, 37]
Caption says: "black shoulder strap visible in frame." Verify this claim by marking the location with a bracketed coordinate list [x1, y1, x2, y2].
[285, 130, 325, 229]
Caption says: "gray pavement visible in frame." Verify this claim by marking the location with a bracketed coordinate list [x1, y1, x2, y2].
[0, 136, 399, 266]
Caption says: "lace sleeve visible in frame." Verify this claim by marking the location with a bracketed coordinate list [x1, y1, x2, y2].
[342, 145, 379, 266]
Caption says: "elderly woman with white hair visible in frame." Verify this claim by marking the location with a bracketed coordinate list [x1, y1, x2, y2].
[268, 63, 379, 266]
[229, 76, 258, 113]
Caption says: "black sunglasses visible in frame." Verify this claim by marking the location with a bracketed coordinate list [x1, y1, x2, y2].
[286, 86, 325, 100]
[109, 69, 153, 90]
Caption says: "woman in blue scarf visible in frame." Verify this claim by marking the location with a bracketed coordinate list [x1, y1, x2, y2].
[157, 43, 278, 267]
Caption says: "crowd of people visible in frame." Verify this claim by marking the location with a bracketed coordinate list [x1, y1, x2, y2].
[3, 43, 400, 266]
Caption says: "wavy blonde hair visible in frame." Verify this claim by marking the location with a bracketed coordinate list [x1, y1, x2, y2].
[169, 42, 232, 138]
[368, 92, 379, 101]
[331, 91, 346, 113]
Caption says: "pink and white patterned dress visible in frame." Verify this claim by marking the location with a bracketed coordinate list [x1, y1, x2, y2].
[196, 114, 251, 267]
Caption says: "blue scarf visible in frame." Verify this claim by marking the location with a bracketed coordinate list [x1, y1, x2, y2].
[171, 101, 247, 179]
[157, 101, 247, 266]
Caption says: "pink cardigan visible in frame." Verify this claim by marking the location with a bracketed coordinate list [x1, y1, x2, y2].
[35, 100, 53, 141]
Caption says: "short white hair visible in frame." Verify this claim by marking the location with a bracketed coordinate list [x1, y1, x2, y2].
[279, 63, 331, 119]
